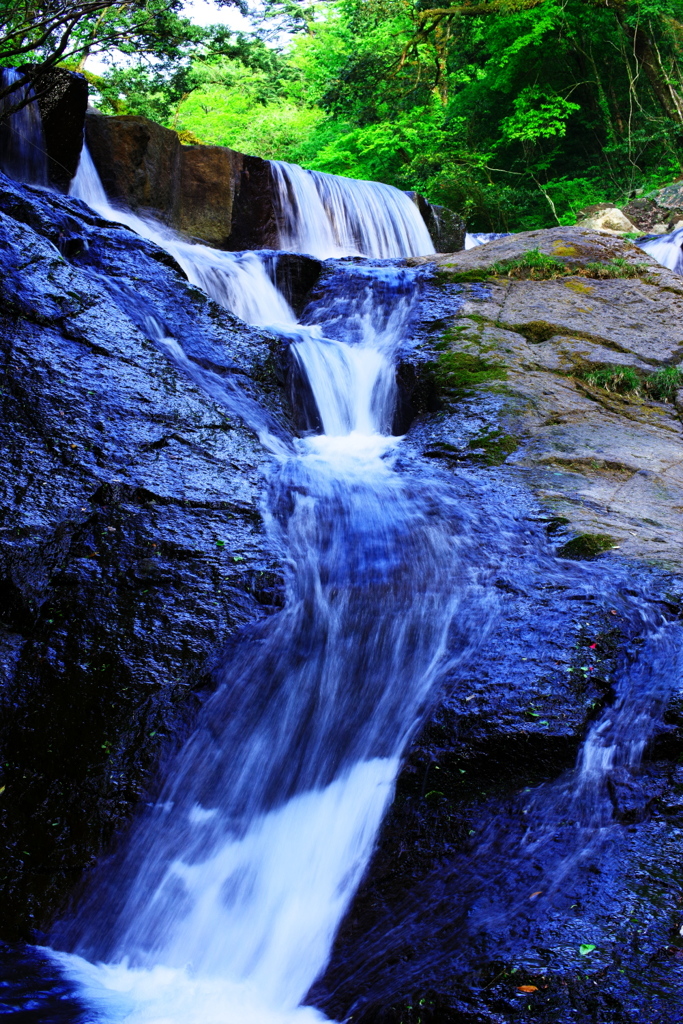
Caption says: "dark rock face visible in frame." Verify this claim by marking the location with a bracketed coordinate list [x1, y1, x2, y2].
[621, 185, 683, 232]
[18, 66, 88, 190]
[406, 191, 465, 252]
[0, 171, 292, 938]
[85, 111, 279, 249]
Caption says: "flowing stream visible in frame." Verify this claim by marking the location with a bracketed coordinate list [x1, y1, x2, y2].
[2, 96, 682, 1023]
[42, 146, 484, 1023]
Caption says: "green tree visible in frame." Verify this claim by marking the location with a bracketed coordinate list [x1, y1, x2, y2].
[0, 0, 243, 119]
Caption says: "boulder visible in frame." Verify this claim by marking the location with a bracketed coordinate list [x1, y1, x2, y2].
[405, 227, 683, 568]
[576, 203, 638, 233]
[18, 65, 88, 190]
[85, 111, 278, 250]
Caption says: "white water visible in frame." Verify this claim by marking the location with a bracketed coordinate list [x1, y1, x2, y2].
[71, 146, 295, 329]
[464, 231, 509, 250]
[0, 67, 48, 185]
[639, 224, 683, 274]
[50, 147, 476, 1023]
[271, 160, 435, 259]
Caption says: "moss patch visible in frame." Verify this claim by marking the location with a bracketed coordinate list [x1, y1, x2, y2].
[432, 351, 507, 395]
[500, 320, 559, 345]
[564, 279, 594, 295]
[557, 533, 617, 559]
[468, 429, 518, 465]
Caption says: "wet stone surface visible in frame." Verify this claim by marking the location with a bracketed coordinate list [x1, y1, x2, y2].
[0, 171, 288, 938]
[1, 177, 683, 1024]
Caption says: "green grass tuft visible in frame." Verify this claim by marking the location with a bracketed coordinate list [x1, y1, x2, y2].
[490, 248, 568, 279]
[583, 364, 683, 401]
[583, 257, 651, 279]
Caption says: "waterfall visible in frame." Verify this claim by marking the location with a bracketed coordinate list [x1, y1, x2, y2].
[49, 147, 491, 1023]
[70, 146, 296, 330]
[0, 67, 48, 185]
[270, 160, 435, 259]
[639, 224, 683, 274]
[4, 120, 679, 1024]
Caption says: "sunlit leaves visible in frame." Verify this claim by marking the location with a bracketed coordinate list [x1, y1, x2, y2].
[500, 87, 581, 142]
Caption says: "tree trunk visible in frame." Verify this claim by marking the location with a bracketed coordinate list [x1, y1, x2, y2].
[616, 11, 683, 127]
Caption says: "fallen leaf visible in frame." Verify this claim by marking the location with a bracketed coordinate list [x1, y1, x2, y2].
[529, 891, 543, 899]
[517, 985, 538, 993]
[579, 944, 596, 955]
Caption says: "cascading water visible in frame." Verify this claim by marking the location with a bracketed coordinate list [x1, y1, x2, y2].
[639, 224, 683, 274]
[0, 67, 48, 185]
[50, 146, 494, 1022]
[3, 97, 681, 1024]
[270, 160, 435, 259]
[71, 147, 295, 330]
[464, 231, 509, 249]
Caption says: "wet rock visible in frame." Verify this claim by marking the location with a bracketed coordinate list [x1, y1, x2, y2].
[0, 170, 288, 937]
[260, 252, 322, 317]
[18, 66, 88, 190]
[623, 183, 683, 234]
[406, 227, 683, 569]
[406, 191, 465, 252]
[314, 228, 683, 1024]
[85, 111, 279, 249]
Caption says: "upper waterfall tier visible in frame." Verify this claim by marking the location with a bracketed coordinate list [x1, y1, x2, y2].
[83, 112, 440, 257]
[271, 160, 435, 260]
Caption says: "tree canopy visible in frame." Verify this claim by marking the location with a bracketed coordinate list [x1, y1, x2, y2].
[4, 0, 683, 229]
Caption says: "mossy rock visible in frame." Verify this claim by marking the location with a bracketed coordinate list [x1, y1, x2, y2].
[431, 350, 507, 395]
[468, 429, 518, 466]
[435, 249, 654, 287]
[557, 533, 617, 559]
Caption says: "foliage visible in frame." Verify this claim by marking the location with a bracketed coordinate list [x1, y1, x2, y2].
[0, 2, 242, 120]
[38, 0, 683, 231]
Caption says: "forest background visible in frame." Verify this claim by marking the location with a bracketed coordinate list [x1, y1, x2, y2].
[3, 0, 683, 230]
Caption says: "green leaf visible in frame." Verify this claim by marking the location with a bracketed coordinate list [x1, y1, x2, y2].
[579, 944, 596, 955]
